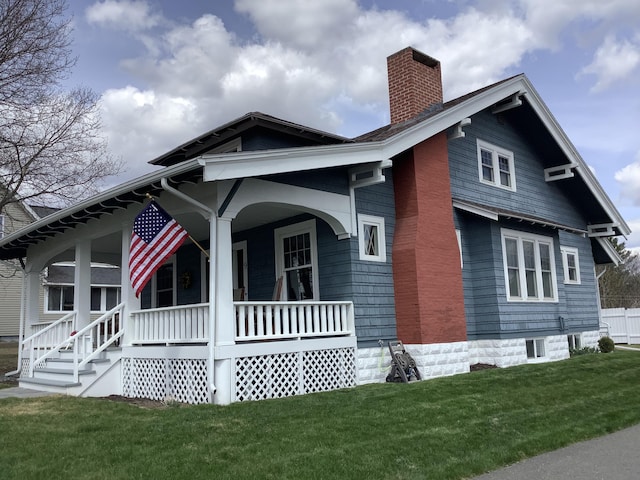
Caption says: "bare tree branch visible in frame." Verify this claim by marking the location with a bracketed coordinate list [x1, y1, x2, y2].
[0, 0, 121, 214]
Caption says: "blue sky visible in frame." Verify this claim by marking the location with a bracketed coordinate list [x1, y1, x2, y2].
[67, 0, 640, 249]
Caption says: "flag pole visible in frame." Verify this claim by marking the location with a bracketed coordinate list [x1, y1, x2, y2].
[146, 193, 210, 259]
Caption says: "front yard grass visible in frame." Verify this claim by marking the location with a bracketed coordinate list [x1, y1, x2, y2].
[2, 350, 640, 479]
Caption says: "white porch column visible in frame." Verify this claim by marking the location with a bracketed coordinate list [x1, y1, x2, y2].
[215, 216, 235, 345]
[74, 239, 92, 330]
[214, 216, 234, 405]
[23, 266, 42, 333]
[121, 224, 140, 346]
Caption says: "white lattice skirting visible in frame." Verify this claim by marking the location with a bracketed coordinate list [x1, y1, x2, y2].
[122, 357, 210, 404]
[235, 347, 357, 402]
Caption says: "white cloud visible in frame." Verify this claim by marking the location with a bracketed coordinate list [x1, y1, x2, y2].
[234, 0, 359, 50]
[579, 35, 640, 92]
[86, 0, 640, 185]
[615, 155, 640, 206]
[86, 0, 163, 31]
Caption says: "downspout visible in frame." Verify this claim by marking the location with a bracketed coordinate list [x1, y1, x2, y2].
[6, 259, 26, 377]
[160, 177, 217, 401]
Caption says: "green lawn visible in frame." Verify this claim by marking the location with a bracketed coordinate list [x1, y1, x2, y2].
[2, 350, 640, 480]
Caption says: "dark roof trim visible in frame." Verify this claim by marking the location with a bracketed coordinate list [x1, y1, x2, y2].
[149, 112, 351, 167]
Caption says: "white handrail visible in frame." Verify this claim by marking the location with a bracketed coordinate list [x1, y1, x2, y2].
[72, 303, 125, 382]
[27, 303, 125, 382]
[23, 311, 77, 377]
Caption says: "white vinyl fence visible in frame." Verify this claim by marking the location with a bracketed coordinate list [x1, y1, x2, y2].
[600, 308, 640, 344]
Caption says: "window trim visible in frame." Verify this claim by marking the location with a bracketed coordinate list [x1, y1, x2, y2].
[501, 228, 558, 302]
[151, 256, 176, 308]
[357, 214, 386, 262]
[45, 284, 75, 313]
[477, 139, 516, 191]
[567, 334, 582, 350]
[526, 338, 546, 361]
[560, 246, 581, 285]
[274, 219, 319, 301]
[90, 285, 122, 312]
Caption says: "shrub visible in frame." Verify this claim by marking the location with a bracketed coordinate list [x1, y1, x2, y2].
[570, 346, 598, 357]
[598, 336, 615, 353]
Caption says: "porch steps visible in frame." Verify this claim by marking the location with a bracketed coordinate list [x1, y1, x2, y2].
[19, 349, 122, 397]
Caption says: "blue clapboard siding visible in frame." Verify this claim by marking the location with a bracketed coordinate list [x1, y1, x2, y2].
[232, 170, 397, 348]
[351, 170, 397, 347]
[557, 230, 600, 332]
[448, 109, 587, 230]
[449, 106, 602, 339]
[456, 209, 600, 339]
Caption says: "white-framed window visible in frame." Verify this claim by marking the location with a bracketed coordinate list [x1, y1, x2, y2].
[477, 139, 516, 191]
[501, 229, 558, 302]
[560, 246, 581, 284]
[46, 285, 75, 312]
[151, 256, 176, 308]
[357, 214, 386, 262]
[456, 229, 463, 269]
[47, 284, 121, 312]
[275, 219, 319, 301]
[526, 338, 546, 359]
[90, 286, 121, 312]
[567, 334, 581, 350]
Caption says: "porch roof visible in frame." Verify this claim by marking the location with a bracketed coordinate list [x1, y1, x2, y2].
[0, 159, 204, 260]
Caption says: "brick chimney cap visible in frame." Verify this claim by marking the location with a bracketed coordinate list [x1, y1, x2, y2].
[387, 47, 440, 69]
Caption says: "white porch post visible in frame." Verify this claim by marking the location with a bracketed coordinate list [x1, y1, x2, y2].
[214, 216, 234, 405]
[121, 224, 140, 346]
[23, 266, 41, 334]
[73, 239, 92, 331]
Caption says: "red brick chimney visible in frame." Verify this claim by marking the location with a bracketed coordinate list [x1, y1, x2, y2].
[387, 47, 443, 124]
[389, 47, 468, 347]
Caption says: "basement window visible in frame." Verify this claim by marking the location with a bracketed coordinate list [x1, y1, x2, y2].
[526, 338, 545, 359]
[567, 334, 581, 350]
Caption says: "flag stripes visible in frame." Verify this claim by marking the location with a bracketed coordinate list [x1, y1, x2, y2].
[129, 201, 189, 297]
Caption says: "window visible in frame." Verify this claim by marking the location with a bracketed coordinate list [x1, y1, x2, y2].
[477, 139, 515, 191]
[275, 220, 319, 301]
[456, 229, 463, 268]
[560, 246, 581, 284]
[526, 338, 545, 359]
[46, 285, 75, 312]
[567, 334, 581, 350]
[358, 214, 386, 262]
[90, 287, 121, 312]
[154, 262, 175, 308]
[501, 229, 557, 302]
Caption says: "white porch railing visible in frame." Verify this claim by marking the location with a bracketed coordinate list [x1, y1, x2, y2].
[22, 311, 77, 372]
[234, 301, 355, 341]
[24, 303, 125, 381]
[127, 301, 355, 345]
[130, 303, 209, 344]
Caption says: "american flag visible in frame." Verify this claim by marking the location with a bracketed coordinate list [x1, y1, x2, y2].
[129, 201, 188, 297]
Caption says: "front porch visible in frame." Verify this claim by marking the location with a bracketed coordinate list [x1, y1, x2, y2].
[19, 300, 357, 404]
